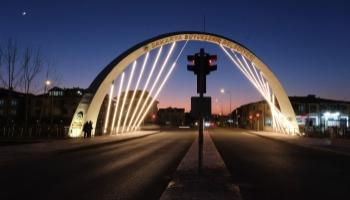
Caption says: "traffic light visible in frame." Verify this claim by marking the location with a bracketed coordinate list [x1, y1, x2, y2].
[206, 55, 217, 73]
[187, 48, 217, 94]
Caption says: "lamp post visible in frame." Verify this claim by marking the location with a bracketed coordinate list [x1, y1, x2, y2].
[220, 88, 232, 126]
[40, 80, 51, 126]
[44, 80, 51, 93]
[256, 112, 260, 131]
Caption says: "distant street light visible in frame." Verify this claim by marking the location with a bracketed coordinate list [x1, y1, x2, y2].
[220, 88, 232, 126]
[44, 80, 51, 93]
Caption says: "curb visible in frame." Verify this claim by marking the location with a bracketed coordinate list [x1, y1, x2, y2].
[245, 131, 350, 157]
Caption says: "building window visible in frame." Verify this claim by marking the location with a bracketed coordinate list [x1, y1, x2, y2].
[11, 100, 17, 106]
[0, 99, 4, 106]
[49, 90, 63, 96]
[309, 104, 317, 113]
[265, 118, 272, 126]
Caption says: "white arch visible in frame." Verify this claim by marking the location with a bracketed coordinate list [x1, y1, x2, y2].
[68, 32, 299, 137]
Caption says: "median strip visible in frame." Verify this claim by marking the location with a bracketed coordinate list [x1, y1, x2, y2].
[160, 130, 242, 200]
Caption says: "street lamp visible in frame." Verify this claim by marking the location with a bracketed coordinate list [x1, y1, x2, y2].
[220, 88, 232, 115]
[44, 80, 51, 94]
[220, 88, 232, 126]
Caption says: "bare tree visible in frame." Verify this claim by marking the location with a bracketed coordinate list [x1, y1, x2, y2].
[21, 47, 43, 94]
[21, 47, 43, 133]
[0, 39, 22, 126]
[0, 46, 3, 88]
[0, 39, 21, 90]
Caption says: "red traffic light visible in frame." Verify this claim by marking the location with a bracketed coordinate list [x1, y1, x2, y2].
[208, 55, 217, 66]
[187, 55, 196, 66]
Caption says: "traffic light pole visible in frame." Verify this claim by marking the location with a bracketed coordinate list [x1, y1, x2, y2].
[187, 48, 217, 175]
[198, 92, 204, 174]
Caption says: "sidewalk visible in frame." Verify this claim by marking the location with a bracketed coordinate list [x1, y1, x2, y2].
[0, 131, 159, 164]
[249, 130, 350, 156]
[160, 131, 241, 200]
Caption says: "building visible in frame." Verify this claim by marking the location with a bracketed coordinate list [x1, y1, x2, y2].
[0, 88, 26, 126]
[232, 95, 350, 135]
[30, 87, 86, 125]
[1, 87, 159, 136]
[0, 87, 86, 137]
[157, 107, 185, 127]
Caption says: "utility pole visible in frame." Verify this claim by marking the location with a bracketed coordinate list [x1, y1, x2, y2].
[188, 48, 217, 174]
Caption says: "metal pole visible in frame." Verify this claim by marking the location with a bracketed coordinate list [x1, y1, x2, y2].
[198, 93, 203, 174]
[229, 92, 232, 127]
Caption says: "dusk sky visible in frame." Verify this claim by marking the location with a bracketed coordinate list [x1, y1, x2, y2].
[1, 0, 349, 114]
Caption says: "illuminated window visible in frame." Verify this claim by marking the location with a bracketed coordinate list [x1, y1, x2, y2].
[265, 118, 272, 126]
[11, 100, 17, 106]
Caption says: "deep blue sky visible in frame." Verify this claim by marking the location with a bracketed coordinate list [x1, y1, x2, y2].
[1, 0, 349, 112]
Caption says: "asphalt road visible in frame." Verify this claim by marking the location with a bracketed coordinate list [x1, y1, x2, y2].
[210, 128, 350, 200]
[0, 130, 195, 200]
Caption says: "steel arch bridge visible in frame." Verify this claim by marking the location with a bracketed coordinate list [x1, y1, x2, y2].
[69, 31, 299, 137]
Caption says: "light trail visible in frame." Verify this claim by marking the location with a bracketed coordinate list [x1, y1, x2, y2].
[110, 72, 125, 134]
[122, 52, 149, 133]
[126, 46, 163, 132]
[103, 82, 114, 133]
[131, 42, 176, 131]
[116, 61, 136, 133]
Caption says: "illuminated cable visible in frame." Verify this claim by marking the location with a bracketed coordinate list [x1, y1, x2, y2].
[241, 55, 264, 93]
[134, 62, 177, 129]
[127, 46, 163, 132]
[103, 82, 114, 133]
[122, 53, 149, 133]
[222, 45, 296, 134]
[116, 61, 137, 133]
[131, 42, 176, 130]
[110, 73, 125, 134]
[133, 41, 188, 131]
[251, 62, 269, 96]
[222, 46, 263, 96]
[239, 54, 268, 97]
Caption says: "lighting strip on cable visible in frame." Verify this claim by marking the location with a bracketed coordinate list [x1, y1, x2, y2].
[103, 81, 114, 133]
[134, 62, 177, 130]
[116, 61, 137, 133]
[110, 72, 125, 134]
[221, 45, 296, 134]
[133, 41, 188, 131]
[131, 42, 176, 131]
[126, 46, 163, 132]
[121, 52, 149, 133]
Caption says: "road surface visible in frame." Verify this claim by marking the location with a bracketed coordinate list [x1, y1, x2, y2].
[0, 130, 195, 200]
[210, 128, 350, 200]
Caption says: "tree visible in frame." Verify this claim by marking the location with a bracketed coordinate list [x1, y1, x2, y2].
[21, 48, 43, 94]
[21, 47, 43, 133]
[0, 39, 22, 126]
[0, 39, 21, 90]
